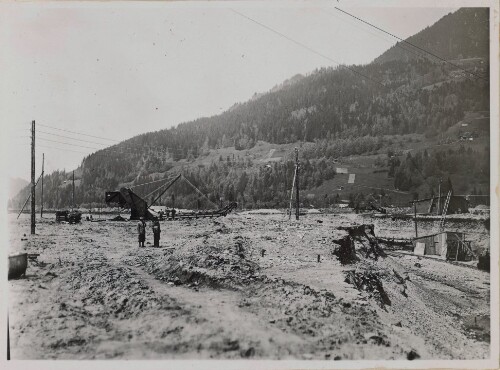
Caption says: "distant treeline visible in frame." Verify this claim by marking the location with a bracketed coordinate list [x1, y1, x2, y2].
[11, 8, 490, 210]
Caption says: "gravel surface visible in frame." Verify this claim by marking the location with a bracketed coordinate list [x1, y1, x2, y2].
[8, 212, 490, 360]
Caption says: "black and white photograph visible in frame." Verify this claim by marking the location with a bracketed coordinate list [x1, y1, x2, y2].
[1, 0, 498, 368]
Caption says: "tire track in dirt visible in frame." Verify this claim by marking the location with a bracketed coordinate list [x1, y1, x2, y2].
[100, 230, 306, 359]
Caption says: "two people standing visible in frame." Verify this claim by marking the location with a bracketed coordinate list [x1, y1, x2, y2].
[137, 217, 161, 248]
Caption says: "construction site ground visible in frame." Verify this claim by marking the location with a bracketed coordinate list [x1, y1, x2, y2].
[8, 212, 490, 360]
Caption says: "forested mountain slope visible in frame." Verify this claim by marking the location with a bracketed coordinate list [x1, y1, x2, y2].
[375, 8, 489, 64]
[12, 8, 490, 210]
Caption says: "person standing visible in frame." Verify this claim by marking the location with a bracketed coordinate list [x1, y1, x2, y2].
[138, 216, 146, 247]
[152, 219, 161, 247]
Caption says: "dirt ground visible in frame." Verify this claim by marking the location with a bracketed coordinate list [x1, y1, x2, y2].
[8, 211, 490, 360]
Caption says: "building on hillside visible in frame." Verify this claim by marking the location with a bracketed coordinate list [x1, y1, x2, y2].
[412, 231, 474, 261]
[415, 195, 469, 215]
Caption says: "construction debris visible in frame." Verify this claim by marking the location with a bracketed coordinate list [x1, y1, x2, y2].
[344, 270, 391, 308]
[333, 224, 385, 264]
[8, 207, 490, 360]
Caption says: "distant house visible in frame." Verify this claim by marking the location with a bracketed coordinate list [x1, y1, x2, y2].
[412, 231, 474, 261]
[459, 131, 478, 141]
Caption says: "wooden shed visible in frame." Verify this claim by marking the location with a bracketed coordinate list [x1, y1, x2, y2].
[412, 231, 474, 261]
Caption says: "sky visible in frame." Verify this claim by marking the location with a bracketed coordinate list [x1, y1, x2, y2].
[1, 1, 460, 181]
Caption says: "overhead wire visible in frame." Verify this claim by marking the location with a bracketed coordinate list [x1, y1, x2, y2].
[38, 130, 110, 146]
[321, 8, 436, 63]
[333, 7, 489, 82]
[27, 122, 187, 158]
[37, 137, 104, 151]
[37, 144, 90, 154]
[36, 122, 120, 142]
[15, 121, 196, 163]
[35, 132, 186, 163]
[18, 139, 180, 162]
[229, 8, 386, 88]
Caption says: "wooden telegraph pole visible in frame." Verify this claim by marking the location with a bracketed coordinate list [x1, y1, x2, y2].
[288, 167, 297, 220]
[31, 120, 35, 235]
[437, 178, 442, 215]
[40, 153, 44, 218]
[295, 147, 300, 220]
[413, 201, 418, 238]
[72, 170, 75, 210]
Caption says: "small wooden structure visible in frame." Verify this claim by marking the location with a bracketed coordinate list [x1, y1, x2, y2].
[412, 231, 474, 261]
[8, 253, 28, 279]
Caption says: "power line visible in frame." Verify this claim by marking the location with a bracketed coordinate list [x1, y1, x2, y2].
[321, 9, 436, 63]
[37, 137, 103, 150]
[14, 139, 128, 156]
[38, 130, 110, 147]
[230, 8, 385, 87]
[36, 138, 145, 155]
[333, 7, 489, 82]
[36, 123, 120, 142]
[37, 144, 90, 154]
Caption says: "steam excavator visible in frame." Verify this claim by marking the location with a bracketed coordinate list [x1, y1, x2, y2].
[105, 173, 237, 220]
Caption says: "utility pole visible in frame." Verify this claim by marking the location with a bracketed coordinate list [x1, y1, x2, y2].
[31, 120, 35, 235]
[437, 178, 442, 215]
[40, 153, 44, 218]
[72, 170, 75, 210]
[413, 201, 418, 238]
[7, 314, 10, 360]
[288, 167, 297, 220]
[295, 147, 300, 220]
